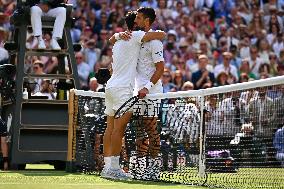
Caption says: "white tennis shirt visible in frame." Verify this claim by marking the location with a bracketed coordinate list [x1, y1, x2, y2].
[135, 30, 164, 91]
[106, 31, 145, 89]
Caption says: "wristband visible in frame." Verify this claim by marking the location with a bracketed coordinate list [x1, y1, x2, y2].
[144, 81, 154, 90]
[114, 33, 120, 40]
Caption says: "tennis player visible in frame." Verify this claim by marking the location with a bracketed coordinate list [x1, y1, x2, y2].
[101, 11, 166, 180]
[132, 7, 165, 180]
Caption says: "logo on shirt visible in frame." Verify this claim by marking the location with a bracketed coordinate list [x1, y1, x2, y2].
[155, 51, 163, 57]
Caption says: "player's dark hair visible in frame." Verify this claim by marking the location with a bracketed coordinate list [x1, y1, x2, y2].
[124, 11, 137, 31]
[137, 7, 156, 25]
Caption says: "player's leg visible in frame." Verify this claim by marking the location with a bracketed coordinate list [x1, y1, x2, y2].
[136, 122, 149, 157]
[101, 115, 114, 175]
[110, 112, 132, 168]
[1, 137, 8, 170]
[102, 89, 115, 175]
[143, 117, 160, 158]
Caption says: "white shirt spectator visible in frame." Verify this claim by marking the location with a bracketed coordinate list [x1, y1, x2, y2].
[273, 40, 284, 58]
[214, 64, 239, 81]
[140, 0, 158, 9]
[77, 61, 91, 87]
[248, 57, 263, 79]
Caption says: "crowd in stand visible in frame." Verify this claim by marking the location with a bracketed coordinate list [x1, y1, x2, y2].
[1, 0, 284, 91]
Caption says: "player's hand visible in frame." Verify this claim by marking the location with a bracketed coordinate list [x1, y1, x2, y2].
[138, 88, 149, 99]
[119, 31, 132, 41]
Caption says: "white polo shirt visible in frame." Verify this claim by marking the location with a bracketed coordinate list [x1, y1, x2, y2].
[106, 31, 145, 89]
[135, 30, 164, 92]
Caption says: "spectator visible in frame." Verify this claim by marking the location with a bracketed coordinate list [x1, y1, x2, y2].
[34, 79, 56, 99]
[215, 70, 229, 87]
[239, 58, 257, 80]
[0, 27, 8, 65]
[89, 77, 99, 92]
[29, 0, 66, 50]
[248, 46, 263, 79]
[192, 54, 214, 90]
[258, 63, 272, 79]
[172, 70, 184, 91]
[30, 60, 45, 93]
[273, 126, 284, 167]
[76, 52, 91, 89]
[214, 52, 239, 84]
[162, 69, 176, 93]
[141, 0, 158, 9]
[83, 39, 101, 73]
[268, 52, 278, 76]
[181, 81, 194, 91]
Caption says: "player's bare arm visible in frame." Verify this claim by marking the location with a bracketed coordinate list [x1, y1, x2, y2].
[141, 31, 166, 42]
[109, 31, 132, 45]
[109, 31, 166, 45]
[138, 61, 164, 98]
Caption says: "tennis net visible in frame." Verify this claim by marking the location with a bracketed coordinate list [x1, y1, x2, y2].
[67, 76, 284, 189]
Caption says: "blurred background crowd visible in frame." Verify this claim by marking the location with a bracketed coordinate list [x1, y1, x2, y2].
[1, 0, 284, 92]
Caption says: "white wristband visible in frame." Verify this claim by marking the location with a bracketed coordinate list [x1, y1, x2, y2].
[114, 33, 120, 40]
[144, 81, 154, 90]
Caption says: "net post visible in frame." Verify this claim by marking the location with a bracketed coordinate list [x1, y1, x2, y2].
[198, 95, 206, 177]
[66, 89, 76, 172]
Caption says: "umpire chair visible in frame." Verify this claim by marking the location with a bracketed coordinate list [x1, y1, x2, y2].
[3, 0, 80, 169]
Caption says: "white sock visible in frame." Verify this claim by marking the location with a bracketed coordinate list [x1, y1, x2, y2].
[104, 157, 111, 170]
[111, 156, 120, 170]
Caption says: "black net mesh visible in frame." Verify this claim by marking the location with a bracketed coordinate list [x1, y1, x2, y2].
[70, 83, 284, 189]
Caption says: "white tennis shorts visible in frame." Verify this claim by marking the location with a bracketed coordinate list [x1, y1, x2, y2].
[104, 87, 133, 116]
[133, 84, 162, 117]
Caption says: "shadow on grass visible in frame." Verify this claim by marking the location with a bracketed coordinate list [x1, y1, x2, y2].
[102, 177, 180, 186]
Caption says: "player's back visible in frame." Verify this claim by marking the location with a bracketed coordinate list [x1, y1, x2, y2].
[106, 31, 145, 89]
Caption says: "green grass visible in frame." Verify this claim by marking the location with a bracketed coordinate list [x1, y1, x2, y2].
[0, 164, 207, 189]
[1, 165, 283, 189]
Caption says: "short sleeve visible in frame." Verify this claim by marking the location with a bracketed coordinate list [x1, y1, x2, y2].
[151, 40, 164, 63]
[132, 31, 146, 44]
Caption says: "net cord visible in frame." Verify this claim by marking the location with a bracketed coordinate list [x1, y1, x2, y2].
[73, 76, 284, 100]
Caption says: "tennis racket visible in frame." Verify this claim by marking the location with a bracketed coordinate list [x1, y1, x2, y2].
[114, 95, 140, 119]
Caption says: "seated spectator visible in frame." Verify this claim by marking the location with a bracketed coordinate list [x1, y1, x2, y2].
[181, 81, 194, 91]
[89, 77, 99, 92]
[248, 46, 263, 79]
[215, 70, 229, 87]
[273, 126, 284, 167]
[162, 69, 176, 93]
[239, 58, 257, 80]
[268, 52, 278, 76]
[258, 63, 272, 79]
[29, 60, 46, 93]
[214, 52, 239, 84]
[33, 79, 56, 99]
[239, 72, 249, 83]
[29, 0, 67, 50]
[172, 70, 184, 91]
[76, 52, 91, 89]
[192, 54, 214, 90]
[0, 27, 9, 65]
